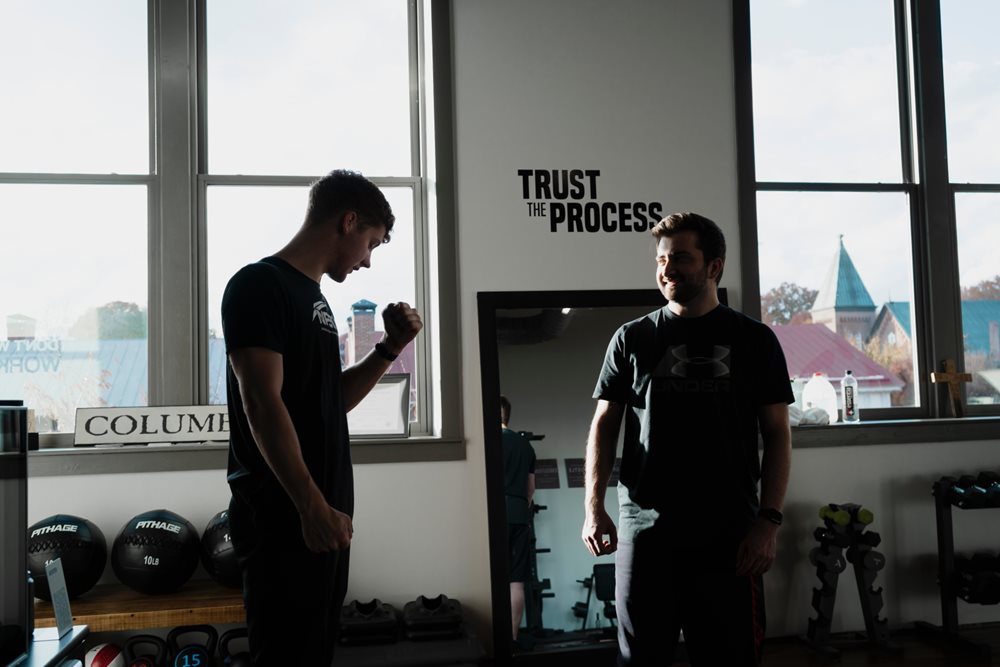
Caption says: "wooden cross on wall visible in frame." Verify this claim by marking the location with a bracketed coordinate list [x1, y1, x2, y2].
[930, 359, 973, 418]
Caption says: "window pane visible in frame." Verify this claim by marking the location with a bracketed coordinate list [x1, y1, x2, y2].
[757, 191, 918, 413]
[0, 185, 148, 433]
[206, 1, 412, 176]
[955, 193, 1000, 405]
[941, 1, 1000, 183]
[0, 1, 148, 174]
[750, 0, 901, 182]
[206, 185, 417, 411]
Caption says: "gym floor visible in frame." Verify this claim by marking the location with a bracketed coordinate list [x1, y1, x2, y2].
[507, 625, 1000, 666]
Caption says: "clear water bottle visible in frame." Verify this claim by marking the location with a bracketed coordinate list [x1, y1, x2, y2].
[842, 370, 860, 423]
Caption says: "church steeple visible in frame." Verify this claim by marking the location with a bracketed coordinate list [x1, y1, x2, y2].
[811, 236, 877, 348]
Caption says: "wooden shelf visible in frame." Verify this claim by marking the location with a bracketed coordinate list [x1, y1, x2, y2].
[33, 579, 245, 632]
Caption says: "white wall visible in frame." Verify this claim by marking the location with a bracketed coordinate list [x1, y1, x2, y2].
[25, 0, 1000, 657]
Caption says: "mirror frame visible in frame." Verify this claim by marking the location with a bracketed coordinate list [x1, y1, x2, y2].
[477, 288, 669, 664]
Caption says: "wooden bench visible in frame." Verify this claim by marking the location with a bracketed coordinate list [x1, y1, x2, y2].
[33, 580, 245, 632]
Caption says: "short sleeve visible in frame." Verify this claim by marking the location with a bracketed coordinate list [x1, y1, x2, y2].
[593, 325, 632, 403]
[755, 323, 795, 405]
[221, 263, 288, 355]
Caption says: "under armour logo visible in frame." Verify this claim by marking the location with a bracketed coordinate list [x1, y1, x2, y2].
[667, 344, 731, 378]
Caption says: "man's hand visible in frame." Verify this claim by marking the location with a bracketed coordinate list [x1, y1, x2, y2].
[582, 506, 618, 556]
[299, 493, 353, 552]
[381, 302, 423, 355]
[735, 519, 778, 575]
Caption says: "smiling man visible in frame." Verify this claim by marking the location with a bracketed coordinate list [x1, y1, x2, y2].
[222, 169, 422, 666]
[581, 212, 793, 666]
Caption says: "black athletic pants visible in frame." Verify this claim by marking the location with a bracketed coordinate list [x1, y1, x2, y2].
[229, 493, 350, 667]
[614, 528, 765, 666]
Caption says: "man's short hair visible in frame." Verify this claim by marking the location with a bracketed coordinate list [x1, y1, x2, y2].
[500, 395, 512, 425]
[650, 212, 726, 283]
[305, 169, 395, 241]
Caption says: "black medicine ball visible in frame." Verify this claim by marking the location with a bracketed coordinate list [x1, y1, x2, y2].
[111, 509, 200, 595]
[26, 514, 107, 601]
[200, 509, 241, 589]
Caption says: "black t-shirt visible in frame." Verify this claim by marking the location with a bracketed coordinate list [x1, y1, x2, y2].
[222, 257, 354, 520]
[594, 304, 793, 543]
[502, 428, 537, 525]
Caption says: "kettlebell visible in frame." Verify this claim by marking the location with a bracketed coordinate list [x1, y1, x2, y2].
[166, 624, 218, 667]
[219, 627, 251, 667]
[124, 635, 168, 667]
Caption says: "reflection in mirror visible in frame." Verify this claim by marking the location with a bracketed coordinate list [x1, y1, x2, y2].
[479, 290, 668, 663]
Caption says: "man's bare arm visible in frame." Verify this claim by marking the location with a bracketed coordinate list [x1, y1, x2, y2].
[735, 402, 791, 575]
[582, 399, 625, 556]
[229, 347, 352, 552]
[342, 302, 422, 411]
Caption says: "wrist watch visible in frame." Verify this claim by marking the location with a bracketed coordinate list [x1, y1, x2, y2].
[374, 341, 398, 362]
[757, 507, 783, 526]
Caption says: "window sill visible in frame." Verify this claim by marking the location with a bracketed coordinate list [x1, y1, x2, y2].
[790, 416, 1000, 448]
[26, 436, 466, 477]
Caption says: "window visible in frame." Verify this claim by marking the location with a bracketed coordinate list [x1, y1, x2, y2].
[737, 0, 1000, 425]
[0, 2, 150, 433]
[3, 1, 455, 448]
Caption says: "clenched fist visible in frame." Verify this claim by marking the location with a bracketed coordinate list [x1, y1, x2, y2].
[381, 302, 423, 355]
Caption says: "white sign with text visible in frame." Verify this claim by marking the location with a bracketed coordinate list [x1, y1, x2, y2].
[74, 405, 229, 446]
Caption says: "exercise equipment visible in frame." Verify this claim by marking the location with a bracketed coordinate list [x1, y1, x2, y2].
[123, 634, 168, 667]
[401, 594, 464, 640]
[340, 599, 400, 644]
[26, 514, 107, 600]
[166, 624, 217, 667]
[84, 642, 124, 667]
[111, 510, 200, 595]
[522, 503, 554, 637]
[218, 628, 251, 667]
[200, 510, 241, 589]
[804, 503, 898, 658]
[955, 552, 1000, 605]
[572, 563, 616, 632]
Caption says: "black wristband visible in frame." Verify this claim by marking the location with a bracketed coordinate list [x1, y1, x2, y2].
[374, 341, 398, 362]
[758, 507, 783, 526]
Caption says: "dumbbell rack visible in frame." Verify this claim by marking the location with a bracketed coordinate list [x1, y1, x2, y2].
[914, 477, 999, 659]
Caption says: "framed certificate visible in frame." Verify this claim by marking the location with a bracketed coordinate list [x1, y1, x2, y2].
[347, 373, 411, 438]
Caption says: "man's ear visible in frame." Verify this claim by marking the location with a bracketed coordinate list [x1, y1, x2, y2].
[708, 257, 724, 282]
[338, 210, 358, 234]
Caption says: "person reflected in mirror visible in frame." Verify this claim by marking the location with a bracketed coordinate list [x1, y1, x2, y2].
[501, 394, 536, 642]
[222, 169, 423, 666]
[581, 212, 792, 666]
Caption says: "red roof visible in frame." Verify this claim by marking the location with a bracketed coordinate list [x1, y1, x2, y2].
[770, 323, 903, 390]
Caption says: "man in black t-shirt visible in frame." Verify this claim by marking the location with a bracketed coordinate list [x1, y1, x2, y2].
[500, 395, 536, 640]
[581, 212, 793, 667]
[222, 169, 422, 666]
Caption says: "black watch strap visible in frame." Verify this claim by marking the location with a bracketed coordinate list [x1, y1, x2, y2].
[758, 507, 783, 526]
[374, 341, 398, 362]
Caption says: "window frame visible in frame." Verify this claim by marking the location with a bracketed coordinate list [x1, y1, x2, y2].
[19, 0, 462, 468]
[734, 0, 1000, 443]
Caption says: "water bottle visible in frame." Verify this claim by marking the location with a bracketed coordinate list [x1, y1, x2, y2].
[842, 370, 860, 423]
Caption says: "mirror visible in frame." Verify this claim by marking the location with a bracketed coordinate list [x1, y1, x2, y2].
[479, 289, 671, 663]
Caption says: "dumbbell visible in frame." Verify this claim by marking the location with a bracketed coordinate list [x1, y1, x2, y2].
[938, 476, 988, 509]
[166, 624, 217, 667]
[124, 635, 168, 667]
[977, 471, 1000, 507]
[219, 628, 251, 667]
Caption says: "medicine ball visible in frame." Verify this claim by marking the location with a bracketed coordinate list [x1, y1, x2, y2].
[111, 509, 200, 594]
[84, 642, 124, 667]
[200, 509, 241, 588]
[26, 514, 107, 601]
